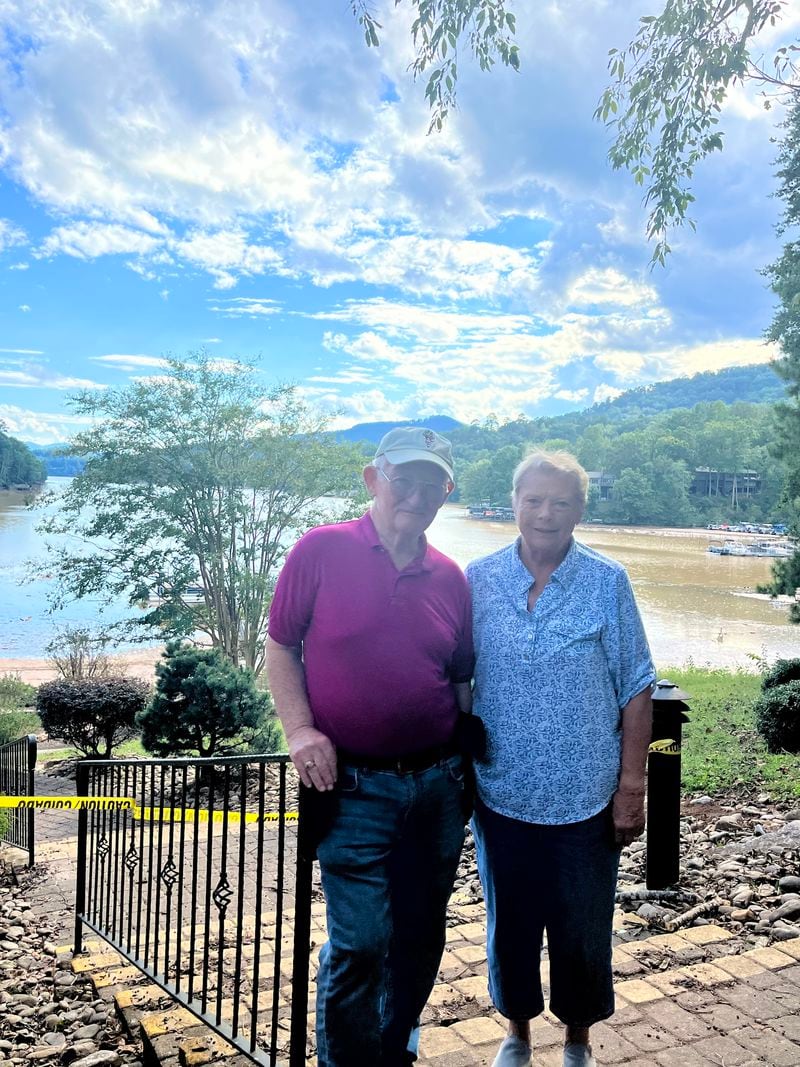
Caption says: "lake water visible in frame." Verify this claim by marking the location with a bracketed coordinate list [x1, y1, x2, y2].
[1, 482, 797, 669]
[429, 507, 798, 672]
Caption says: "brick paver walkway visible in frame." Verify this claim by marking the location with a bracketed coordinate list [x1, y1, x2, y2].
[413, 923, 800, 1065]
[70, 912, 800, 1066]
[15, 766, 800, 1066]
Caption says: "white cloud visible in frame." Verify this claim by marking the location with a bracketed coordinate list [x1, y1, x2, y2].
[567, 268, 658, 309]
[89, 354, 169, 371]
[0, 0, 789, 424]
[0, 368, 105, 390]
[9, 261, 29, 271]
[173, 228, 287, 288]
[0, 347, 44, 355]
[554, 389, 589, 403]
[39, 221, 162, 260]
[209, 297, 282, 317]
[18, 305, 31, 312]
[592, 383, 624, 404]
[0, 403, 91, 444]
[0, 219, 26, 252]
[646, 338, 779, 379]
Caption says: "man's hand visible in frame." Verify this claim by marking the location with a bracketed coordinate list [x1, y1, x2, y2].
[287, 725, 337, 791]
[612, 785, 646, 847]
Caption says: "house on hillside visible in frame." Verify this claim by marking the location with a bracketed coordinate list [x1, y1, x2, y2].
[691, 468, 761, 502]
[587, 471, 615, 501]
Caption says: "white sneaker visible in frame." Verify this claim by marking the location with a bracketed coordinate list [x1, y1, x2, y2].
[492, 1035, 532, 1067]
[563, 1042, 597, 1066]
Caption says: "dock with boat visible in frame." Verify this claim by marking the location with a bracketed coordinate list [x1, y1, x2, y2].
[465, 503, 515, 522]
[707, 538, 795, 558]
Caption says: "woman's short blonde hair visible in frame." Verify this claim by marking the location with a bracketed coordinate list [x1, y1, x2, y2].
[511, 450, 589, 506]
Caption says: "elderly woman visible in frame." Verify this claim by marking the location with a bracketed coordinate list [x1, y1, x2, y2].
[466, 451, 655, 1067]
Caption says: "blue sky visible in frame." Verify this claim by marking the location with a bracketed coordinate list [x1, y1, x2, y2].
[0, 0, 796, 444]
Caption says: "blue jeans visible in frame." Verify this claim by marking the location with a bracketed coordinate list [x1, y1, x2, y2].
[315, 755, 465, 1067]
[473, 798, 620, 1027]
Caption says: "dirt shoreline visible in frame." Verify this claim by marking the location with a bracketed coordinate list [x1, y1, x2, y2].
[0, 646, 164, 684]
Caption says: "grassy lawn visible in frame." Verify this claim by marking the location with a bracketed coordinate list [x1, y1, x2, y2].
[664, 665, 800, 801]
[5, 667, 798, 801]
[38, 737, 150, 763]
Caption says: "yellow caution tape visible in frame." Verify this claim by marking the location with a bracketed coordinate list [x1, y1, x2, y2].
[0, 796, 298, 821]
[648, 738, 681, 755]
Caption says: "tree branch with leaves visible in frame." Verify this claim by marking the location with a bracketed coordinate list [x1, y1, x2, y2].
[352, 0, 519, 131]
[597, 0, 797, 264]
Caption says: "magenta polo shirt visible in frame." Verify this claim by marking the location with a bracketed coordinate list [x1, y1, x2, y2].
[268, 512, 474, 757]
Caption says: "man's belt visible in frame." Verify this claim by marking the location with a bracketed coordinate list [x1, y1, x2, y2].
[337, 740, 459, 775]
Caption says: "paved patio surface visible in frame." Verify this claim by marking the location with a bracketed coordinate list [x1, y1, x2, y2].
[12, 765, 800, 1065]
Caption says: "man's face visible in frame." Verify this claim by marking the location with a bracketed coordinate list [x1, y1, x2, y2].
[366, 459, 452, 538]
[513, 468, 584, 559]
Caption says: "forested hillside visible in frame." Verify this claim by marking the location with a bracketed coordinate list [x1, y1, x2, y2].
[341, 365, 788, 528]
[448, 401, 784, 526]
[0, 429, 47, 487]
[587, 364, 785, 421]
[27, 444, 85, 477]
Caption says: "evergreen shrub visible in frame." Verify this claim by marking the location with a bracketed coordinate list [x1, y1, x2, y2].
[754, 678, 800, 754]
[137, 641, 275, 758]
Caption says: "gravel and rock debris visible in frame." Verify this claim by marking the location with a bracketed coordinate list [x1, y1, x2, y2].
[0, 865, 143, 1067]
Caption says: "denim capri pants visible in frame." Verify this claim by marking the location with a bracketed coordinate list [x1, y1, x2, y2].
[472, 797, 620, 1027]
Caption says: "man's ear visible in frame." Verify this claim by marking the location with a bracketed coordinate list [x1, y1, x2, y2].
[363, 465, 378, 497]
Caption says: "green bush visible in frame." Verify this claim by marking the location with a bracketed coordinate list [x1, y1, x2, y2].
[762, 658, 800, 692]
[137, 641, 274, 758]
[0, 710, 40, 746]
[0, 674, 36, 709]
[754, 678, 800, 754]
[36, 676, 149, 758]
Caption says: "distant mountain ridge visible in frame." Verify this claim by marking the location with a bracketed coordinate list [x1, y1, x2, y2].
[334, 415, 462, 444]
[585, 363, 784, 420]
[28, 364, 785, 473]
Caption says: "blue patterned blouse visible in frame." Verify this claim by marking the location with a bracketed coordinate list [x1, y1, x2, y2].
[466, 537, 655, 826]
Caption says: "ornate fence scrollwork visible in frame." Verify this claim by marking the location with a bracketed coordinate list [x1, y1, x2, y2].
[74, 755, 313, 1066]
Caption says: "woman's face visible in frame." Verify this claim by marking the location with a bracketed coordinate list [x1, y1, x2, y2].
[513, 468, 584, 560]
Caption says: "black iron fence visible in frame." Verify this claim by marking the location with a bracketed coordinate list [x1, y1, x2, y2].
[74, 755, 313, 1067]
[0, 734, 37, 864]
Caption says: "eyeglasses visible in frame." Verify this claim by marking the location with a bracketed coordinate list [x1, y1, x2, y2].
[378, 468, 452, 504]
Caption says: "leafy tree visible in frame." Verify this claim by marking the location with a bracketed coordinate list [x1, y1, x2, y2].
[606, 467, 652, 525]
[39, 355, 364, 676]
[0, 675, 36, 709]
[352, 0, 519, 131]
[45, 627, 114, 680]
[36, 676, 148, 758]
[759, 99, 800, 620]
[597, 0, 796, 263]
[459, 443, 521, 503]
[576, 424, 613, 472]
[0, 426, 46, 487]
[138, 641, 274, 758]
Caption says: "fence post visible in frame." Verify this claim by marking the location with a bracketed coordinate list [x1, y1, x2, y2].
[26, 735, 36, 867]
[646, 680, 691, 890]
[74, 760, 89, 954]
[289, 787, 313, 1067]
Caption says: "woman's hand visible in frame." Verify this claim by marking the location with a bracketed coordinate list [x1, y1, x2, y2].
[612, 785, 646, 847]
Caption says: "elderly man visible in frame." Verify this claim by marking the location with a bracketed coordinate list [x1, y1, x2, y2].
[466, 451, 654, 1067]
[266, 427, 473, 1067]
